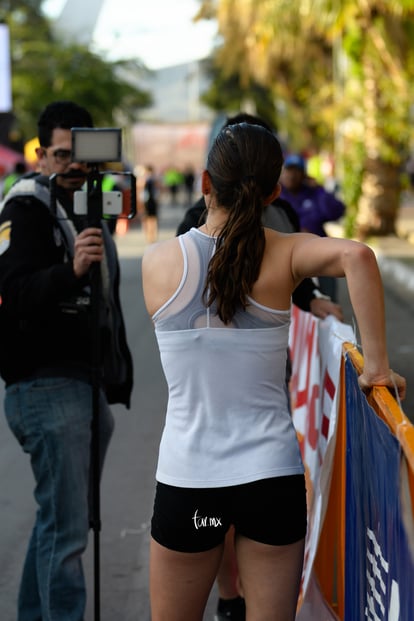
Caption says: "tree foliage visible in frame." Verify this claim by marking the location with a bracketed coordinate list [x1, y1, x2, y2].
[1, 1, 152, 142]
[199, 59, 280, 132]
[196, 0, 414, 236]
[197, 0, 335, 151]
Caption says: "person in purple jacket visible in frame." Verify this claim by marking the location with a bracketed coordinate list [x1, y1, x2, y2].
[280, 154, 346, 300]
[280, 154, 345, 237]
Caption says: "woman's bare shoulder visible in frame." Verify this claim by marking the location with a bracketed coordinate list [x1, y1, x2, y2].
[142, 237, 181, 267]
[264, 227, 315, 241]
[264, 227, 308, 246]
[142, 237, 184, 316]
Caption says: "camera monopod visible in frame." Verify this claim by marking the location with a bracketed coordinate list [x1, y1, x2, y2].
[73, 127, 136, 621]
[50, 127, 136, 621]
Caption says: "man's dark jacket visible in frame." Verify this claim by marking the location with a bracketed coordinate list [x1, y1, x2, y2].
[0, 175, 133, 407]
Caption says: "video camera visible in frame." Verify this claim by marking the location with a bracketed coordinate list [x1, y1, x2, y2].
[50, 127, 136, 225]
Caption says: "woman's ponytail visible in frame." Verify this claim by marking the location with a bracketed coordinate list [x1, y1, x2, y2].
[203, 123, 283, 323]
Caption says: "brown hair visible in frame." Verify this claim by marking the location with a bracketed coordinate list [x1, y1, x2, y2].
[203, 123, 284, 323]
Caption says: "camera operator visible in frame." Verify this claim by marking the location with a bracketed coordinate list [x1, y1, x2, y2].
[0, 100, 133, 621]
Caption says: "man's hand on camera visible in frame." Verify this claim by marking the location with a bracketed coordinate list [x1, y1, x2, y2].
[73, 228, 103, 277]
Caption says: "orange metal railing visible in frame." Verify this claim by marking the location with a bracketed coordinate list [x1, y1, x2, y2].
[313, 343, 414, 619]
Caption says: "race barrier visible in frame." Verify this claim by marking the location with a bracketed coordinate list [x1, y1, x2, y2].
[289, 306, 414, 620]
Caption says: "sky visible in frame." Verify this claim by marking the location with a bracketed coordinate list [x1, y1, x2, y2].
[42, 0, 218, 69]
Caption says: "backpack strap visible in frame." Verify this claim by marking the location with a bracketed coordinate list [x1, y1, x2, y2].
[1, 175, 77, 259]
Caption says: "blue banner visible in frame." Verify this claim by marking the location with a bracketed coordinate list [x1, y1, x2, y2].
[345, 356, 414, 620]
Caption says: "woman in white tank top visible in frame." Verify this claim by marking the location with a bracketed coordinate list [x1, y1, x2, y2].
[142, 123, 406, 621]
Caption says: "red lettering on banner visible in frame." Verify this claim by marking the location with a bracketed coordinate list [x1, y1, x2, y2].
[323, 369, 335, 400]
[321, 415, 329, 439]
[320, 369, 336, 440]
[307, 383, 320, 449]
[295, 321, 317, 409]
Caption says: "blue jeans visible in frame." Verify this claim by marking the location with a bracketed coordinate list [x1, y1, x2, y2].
[5, 377, 114, 621]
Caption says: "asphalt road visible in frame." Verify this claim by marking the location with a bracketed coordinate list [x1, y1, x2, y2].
[0, 200, 412, 621]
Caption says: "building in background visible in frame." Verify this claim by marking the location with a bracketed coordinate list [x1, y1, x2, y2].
[133, 120, 210, 176]
[132, 58, 214, 174]
[53, 0, 105, 45]
[139, 60, 213, 124]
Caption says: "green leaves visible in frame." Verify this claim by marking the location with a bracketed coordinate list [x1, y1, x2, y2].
[4, 1, 151, 141]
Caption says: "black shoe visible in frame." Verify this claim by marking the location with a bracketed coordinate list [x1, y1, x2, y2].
[214, 596, 246, 621]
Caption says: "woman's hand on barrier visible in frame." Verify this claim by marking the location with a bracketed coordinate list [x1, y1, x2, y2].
[358, 369, 407, 401]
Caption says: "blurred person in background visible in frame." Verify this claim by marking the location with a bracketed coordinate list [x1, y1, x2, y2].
[143, 164, 160, 244]
[163, 166, 184, 205]
[183, 165, 196, 207]
[280, 154, 346, 301]
[1, 160, 28, 199]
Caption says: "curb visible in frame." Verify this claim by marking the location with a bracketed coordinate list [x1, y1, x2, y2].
[376, 254, 414, 301]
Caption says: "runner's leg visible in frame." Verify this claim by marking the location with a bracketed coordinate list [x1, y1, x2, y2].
[150, 537, 224, 621]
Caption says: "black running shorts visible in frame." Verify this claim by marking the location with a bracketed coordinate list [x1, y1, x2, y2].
[151, 475, 307, 553]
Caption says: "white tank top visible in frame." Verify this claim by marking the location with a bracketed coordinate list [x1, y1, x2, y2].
[153, 228, 304, 487]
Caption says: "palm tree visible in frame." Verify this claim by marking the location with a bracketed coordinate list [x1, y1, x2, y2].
[197, 0, 414, 237]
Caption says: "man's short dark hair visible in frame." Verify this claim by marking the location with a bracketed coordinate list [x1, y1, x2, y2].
[37, 101, 93, 147]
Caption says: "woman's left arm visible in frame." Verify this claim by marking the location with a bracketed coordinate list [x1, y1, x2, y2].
[291, 234, 406, 399]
